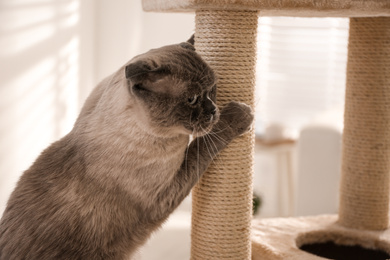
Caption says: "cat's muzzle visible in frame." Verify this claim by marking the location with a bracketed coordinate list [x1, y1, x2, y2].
[192, 110, 220, 137]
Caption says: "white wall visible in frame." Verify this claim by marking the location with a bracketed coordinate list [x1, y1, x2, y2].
[0, 0, 195, 215]
[94, 0, 195, 83]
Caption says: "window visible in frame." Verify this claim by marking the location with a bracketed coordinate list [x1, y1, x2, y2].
[255, 17, 349, 138]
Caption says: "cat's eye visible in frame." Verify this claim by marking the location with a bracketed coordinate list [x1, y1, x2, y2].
[133, 83, 143, 91]
[188, 95, 198, 105]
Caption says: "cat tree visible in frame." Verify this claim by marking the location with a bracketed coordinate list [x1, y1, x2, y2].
[142, 1, 390, 259]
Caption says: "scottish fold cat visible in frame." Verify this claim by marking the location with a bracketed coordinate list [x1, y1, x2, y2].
[0, 38, 253, 259]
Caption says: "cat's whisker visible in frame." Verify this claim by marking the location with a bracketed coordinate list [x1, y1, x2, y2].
[184, 145, 190, 177]
[198, 126, 215, 166]
[209, 125, 231, 136]
[205, 135, 219, 164]
[209, 130, 229, 146]
[199, 126, 219, 158]
[203, 134, 215, 163]
[205, 130, 224, 160]
[206, 135, 229, 173]
[205, 132, 220, 156]
[197, 136, 200, 181]
[203, 132, 224, 174]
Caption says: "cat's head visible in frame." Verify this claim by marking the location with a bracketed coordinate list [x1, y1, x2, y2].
[125, 39, 219, 138]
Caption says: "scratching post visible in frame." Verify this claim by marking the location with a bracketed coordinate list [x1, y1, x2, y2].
[142, 0, 390, 259]
[191, 10, 257, 259]
[339, 17, 390, 230]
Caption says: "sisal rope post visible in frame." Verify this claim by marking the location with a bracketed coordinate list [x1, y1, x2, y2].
[191, 10, 258, 259]
[338, 17, 390, 230]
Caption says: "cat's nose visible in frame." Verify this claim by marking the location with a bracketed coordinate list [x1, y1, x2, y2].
[204, 98, 217, 115]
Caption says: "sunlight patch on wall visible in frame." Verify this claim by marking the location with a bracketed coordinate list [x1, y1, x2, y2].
[0, 4, 55, 55]
[59, 0, 79, 29]
[0, 0, 81, 216]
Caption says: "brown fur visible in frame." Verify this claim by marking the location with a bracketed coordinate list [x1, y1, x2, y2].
[0, 40, 253, 260]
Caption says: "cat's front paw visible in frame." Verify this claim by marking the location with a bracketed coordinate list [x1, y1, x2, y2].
[218, 101, 254, 138]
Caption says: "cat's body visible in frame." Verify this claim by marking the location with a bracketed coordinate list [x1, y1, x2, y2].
[0, 40, 253, 259]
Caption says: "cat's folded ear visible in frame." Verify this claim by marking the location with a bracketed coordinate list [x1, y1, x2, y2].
[125, 61, 171, 95]
[187, 34, 195, 45]
[125, 61, 152, 81]
[179, 34, 195, 51]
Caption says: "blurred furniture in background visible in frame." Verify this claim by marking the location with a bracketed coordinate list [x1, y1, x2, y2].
[295, 124, 342, 216]
[254, 124, 296, 217]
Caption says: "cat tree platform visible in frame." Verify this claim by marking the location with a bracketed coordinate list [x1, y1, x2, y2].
[252, 215, 390, 260]
[143, 1, 390, 259]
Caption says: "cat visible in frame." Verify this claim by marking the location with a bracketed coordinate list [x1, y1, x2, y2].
[0, 38, 253, 260]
